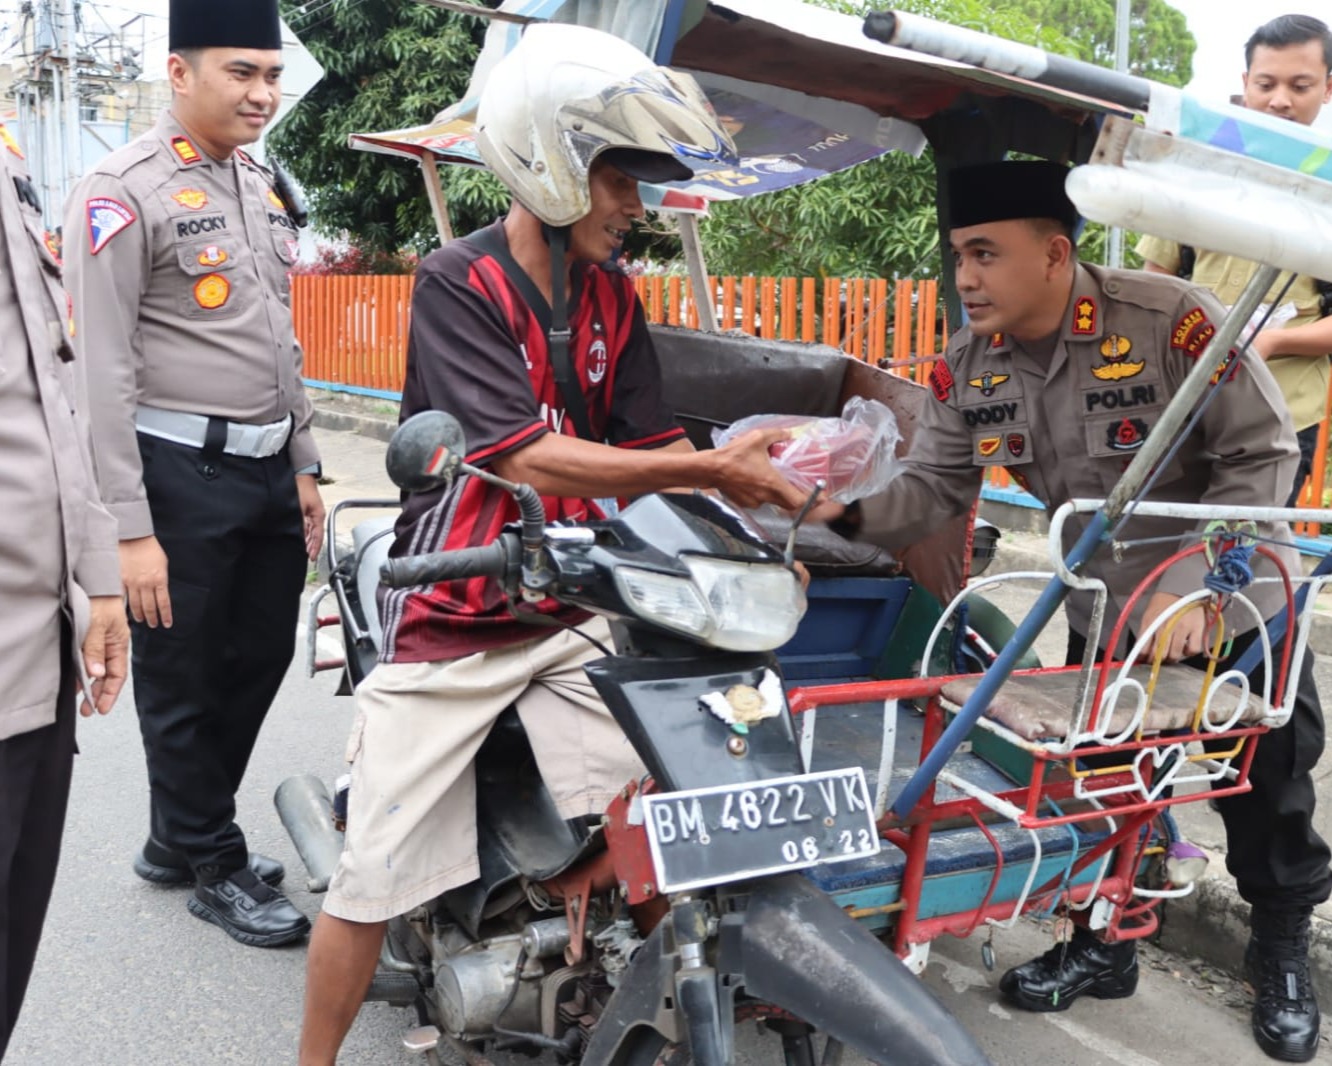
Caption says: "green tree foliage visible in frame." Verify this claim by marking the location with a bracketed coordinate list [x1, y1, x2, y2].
[271, 0, 508, 254]
[699, 0, 1194, 279]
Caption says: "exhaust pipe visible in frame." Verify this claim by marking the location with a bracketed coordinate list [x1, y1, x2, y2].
[274, 774, 345, 892]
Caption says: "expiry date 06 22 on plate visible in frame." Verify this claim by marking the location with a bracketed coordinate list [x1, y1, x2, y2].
[640, 767, 880, 893]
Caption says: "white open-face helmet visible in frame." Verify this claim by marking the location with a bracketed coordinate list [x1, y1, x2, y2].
[475, 24, 738, 228]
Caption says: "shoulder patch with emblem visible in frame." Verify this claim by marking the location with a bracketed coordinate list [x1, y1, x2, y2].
[171, 136, 202, 166]
[1072, 296, 1097, 335]
[1169, 307, 1215, 356]
[929, 361, 955, 403]
[87, 197, 137, 255]
[172, 188, 209, 210]
[1006, 433, 1025, 458]
[977, 436, 1002, 458]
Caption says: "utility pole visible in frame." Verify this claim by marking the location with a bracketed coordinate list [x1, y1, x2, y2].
[9, 0, 144, 229]
[1106, 0, 1130, 269]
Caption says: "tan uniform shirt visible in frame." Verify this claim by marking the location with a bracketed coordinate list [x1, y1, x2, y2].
[0, 125, 120, 740]
[860, 263, 1299, 648]
[1137, 234, 1329, 432]
[62, 111, 318, 540]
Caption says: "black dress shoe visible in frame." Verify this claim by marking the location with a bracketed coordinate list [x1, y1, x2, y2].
[1246, 908, 1321, 1062]
[999, 926, 1138, 1012]
[133, 838, 284, 888]
[187, 868, 311, 948]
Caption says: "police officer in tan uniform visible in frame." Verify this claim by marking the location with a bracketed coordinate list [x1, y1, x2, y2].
[855, 161, 1328, 1062]
[0, 123, 128, 1056]
[62, 0, 321, 948]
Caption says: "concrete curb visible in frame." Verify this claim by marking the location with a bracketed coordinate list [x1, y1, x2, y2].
[311, 404, 396, 443]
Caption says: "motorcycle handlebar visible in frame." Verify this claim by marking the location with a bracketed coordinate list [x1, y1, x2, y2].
[380, 542, 509, 589]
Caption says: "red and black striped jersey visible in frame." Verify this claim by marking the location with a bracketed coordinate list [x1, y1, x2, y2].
[380, 221, 685, 663]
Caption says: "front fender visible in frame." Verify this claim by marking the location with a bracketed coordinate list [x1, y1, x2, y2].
[720, 873, 992, 1066]
[585, 874, 991, 1066]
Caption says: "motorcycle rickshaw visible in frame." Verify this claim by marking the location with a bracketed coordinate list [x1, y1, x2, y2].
[282, 3, 1332, 1062]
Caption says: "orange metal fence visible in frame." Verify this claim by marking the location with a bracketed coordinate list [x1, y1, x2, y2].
[295, 272, 948, 391]
[294, 273, 1330, 533]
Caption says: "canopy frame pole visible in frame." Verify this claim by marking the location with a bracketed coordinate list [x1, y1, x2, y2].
[421, 154, 455, 245]
[678, 212, 717, 332]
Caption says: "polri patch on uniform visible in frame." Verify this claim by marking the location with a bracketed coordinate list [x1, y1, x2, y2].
[967, 371, 1009, 397]
[171, 136, 203, 166]
[1072, 296, 1097, 335]
[0, 124, 24, 159]
[172, 188, 209, 210]
[86, 197, 137, 255]
[1007, 433, 1025, 458]
[194, 273, 231, 310]
[929, 361, 955, 403]
[1091, 333, 1144, 381]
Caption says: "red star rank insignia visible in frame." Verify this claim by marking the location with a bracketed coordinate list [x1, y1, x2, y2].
[929, 361, 955, 403]
[1072, 296, 1097, 335]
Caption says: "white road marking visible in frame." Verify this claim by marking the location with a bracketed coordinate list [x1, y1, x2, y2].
[1045, 1014, 1165, 1066]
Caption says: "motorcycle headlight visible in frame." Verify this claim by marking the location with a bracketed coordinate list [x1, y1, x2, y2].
[685, 557, 806, 651]
[613, 560, 806, 652]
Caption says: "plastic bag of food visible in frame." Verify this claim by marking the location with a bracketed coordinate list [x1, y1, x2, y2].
[711, 396, 903, 503]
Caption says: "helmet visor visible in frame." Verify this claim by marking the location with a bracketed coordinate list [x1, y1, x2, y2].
[598, 147, 694, 184]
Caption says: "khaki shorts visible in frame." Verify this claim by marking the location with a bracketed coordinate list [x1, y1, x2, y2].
[323, 618, 642, 923]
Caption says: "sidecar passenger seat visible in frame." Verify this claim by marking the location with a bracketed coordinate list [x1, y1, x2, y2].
[352, 515, 397, 653]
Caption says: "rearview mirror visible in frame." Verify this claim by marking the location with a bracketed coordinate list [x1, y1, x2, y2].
[385, 410, 467, 493]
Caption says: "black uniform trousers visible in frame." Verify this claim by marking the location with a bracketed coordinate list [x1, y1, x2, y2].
[1068, 625, 1332, 912]
[0, 628, 74, 1061]
[132, 433, 306, 883]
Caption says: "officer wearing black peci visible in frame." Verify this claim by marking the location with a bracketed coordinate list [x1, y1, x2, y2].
[62, 0, 322, 948]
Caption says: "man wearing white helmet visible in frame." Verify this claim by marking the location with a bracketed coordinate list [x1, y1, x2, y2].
[297, 26, 805, 1063]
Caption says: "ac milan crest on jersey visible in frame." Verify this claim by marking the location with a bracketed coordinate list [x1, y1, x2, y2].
[86, 197, 137, 255]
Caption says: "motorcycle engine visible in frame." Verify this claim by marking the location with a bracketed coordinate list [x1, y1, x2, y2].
[433, 918, 570, 1038]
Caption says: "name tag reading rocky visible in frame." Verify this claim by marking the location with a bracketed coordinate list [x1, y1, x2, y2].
[641, 767, 879, 893]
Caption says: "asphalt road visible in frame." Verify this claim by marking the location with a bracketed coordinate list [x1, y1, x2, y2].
[5, 588, 1331, 1065]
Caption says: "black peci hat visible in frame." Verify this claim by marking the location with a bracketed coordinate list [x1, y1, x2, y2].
[948, 160, 1079, 232]
[169, 0, 282, 51]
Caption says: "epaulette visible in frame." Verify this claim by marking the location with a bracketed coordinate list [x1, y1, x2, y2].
[1097, 266, 1191, 314]
[95, 135, 163, 180]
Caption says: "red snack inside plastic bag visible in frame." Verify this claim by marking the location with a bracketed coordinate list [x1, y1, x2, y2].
[712, 397, 902, 504]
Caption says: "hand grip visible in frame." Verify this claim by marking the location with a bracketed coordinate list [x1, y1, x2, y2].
[380, 543, 508, 588]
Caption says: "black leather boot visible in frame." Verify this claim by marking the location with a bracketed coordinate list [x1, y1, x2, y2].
[133, 836, 285, 887]
[999, 925, 1138, 1012]
[187, 867, 311, 948]
[1245, 907, 1321, 1062]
